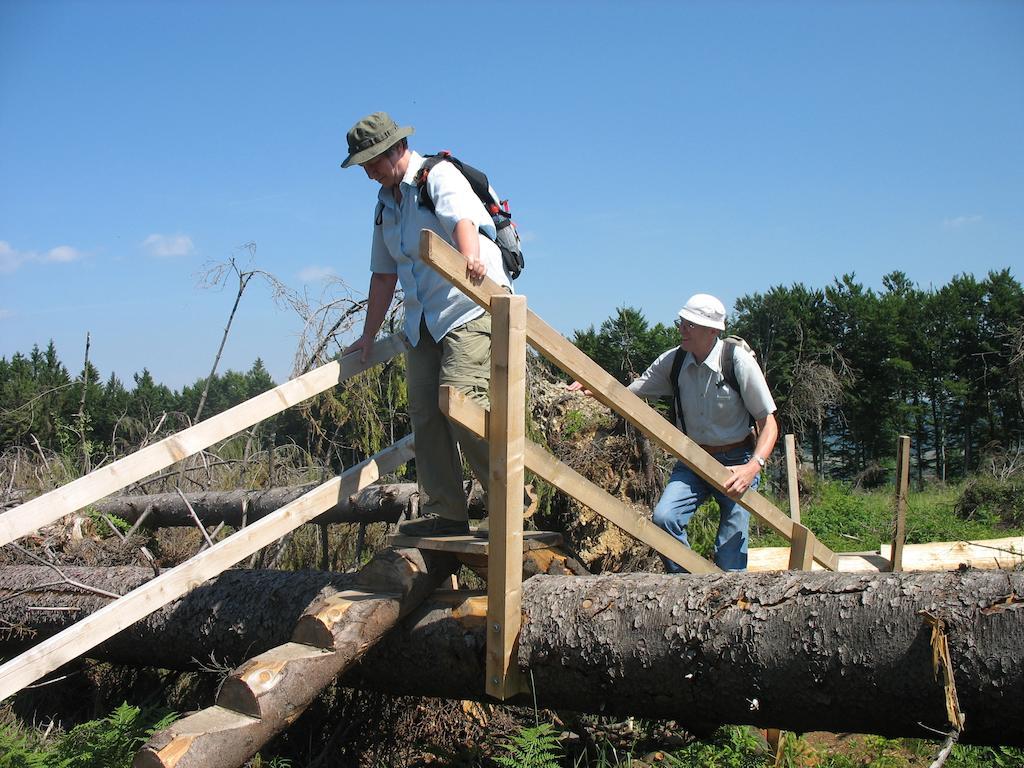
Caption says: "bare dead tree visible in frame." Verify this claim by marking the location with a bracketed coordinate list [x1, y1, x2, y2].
[194, 243, 299, 423]
[1010, 321, 1024, 432]
[288, 277, 407, 376]
[76, 331, 91, 473]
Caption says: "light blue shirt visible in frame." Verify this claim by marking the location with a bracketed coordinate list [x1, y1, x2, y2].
[369, 151, 512, 345]
[628, 338, 777, 445]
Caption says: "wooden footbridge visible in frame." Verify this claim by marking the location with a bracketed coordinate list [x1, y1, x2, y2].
[0, 230, 877, 767]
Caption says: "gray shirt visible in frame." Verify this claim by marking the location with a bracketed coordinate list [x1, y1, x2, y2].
[628, 338, 776, 446]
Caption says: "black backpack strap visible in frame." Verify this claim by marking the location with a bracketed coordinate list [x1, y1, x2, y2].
[415, 153, 497, 242]
[414, 154, 446, 213]
[669, 348, 686, 434]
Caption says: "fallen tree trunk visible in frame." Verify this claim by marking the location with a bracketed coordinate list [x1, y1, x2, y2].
[89, 482, 488, 528]
[1, 566, 1021, 745]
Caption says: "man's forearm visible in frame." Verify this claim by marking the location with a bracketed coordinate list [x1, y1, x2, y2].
[453, 219, 479, 260]
[361, 272, 398, 339]
[752, 413, 779, 463]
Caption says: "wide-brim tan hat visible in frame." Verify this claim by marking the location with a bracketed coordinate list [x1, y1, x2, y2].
[341, 111, 414, 168]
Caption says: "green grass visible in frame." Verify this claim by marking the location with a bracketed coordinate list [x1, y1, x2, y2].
[748, 479, 1024, 553]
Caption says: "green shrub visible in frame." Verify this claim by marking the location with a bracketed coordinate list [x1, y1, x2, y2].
[955, 474, 1024, 527]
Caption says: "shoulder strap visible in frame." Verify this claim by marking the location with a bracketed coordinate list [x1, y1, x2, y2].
[669, 348, 686, 434]
[374, 201, 384, 226]
[720, 338, 759, 433]
[720, 338, 740, 392]
[414, 155, 446, 213]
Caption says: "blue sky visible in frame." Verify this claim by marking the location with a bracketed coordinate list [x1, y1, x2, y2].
[2, 1, 1022, 390]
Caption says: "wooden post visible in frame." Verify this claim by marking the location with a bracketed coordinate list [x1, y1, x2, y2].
[785, 434, 800, 524]
[486, 295, 527, 699]
[788, 522, 816, 571]
[890, 435, 910, 572]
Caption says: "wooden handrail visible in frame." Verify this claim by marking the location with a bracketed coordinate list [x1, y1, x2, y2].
[421, 230, 838, 570]
[0, 435, 415, 701]
[0, 334, 407, 547]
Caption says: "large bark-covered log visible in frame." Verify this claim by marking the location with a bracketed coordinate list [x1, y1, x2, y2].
[2, 566, 1021, 745]
[90, 482, 488, 528]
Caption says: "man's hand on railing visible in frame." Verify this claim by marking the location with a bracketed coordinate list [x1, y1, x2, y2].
[567, 381, 594, 397]
[344, 334, 375, 365]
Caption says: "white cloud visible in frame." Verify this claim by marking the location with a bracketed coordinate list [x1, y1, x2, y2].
[42, 245, 83, 263]
[143, 233, 195, 257]
[0, 308, 13, 320]
[0, 241, 23, 274]
[0, 240, 84, 273]
[298, 265, 337, 282]
[943, 214, 983, 229]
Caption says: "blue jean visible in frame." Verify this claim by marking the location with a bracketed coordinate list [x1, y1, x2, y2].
[652, 447, 758, 572]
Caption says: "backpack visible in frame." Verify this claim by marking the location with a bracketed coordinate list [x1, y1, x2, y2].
[667, 336, 757, 435]
[414, 151, 525, 279]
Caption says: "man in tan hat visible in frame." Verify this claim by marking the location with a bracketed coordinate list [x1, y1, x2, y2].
[342, 111, 512, 536]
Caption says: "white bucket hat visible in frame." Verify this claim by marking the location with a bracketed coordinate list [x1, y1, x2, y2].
[678, 293, 726, 330]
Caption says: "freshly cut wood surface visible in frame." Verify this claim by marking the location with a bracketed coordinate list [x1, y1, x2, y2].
[747, 536, 1024, 572]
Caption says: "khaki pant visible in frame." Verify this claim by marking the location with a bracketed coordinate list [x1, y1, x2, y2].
[406, 315, 491, 521]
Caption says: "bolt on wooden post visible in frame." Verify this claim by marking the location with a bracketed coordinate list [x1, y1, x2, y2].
[486, 294, 527, 699]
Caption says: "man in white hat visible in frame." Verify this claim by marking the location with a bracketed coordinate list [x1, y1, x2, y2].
[626, 293, 779, 571]
[341, 111, 512, 536]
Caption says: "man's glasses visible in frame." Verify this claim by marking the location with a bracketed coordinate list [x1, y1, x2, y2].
[675, 319, 698, 330]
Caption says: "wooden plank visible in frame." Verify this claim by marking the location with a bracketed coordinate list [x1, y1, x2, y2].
[388, 530, 562, 554]
[890, 435, 910, 572]
[788, 523, 815, 570]
[421, 230, 838, 571]
[785, 434, 800, 523]
[0, 436, 415, 701]
[440, 386, 720, 574]
[486, 295, 528, 699]
[0, 335, 408, 547]
[751, 536, 1024, 572]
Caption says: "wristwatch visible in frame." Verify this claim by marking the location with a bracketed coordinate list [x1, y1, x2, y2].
[754, 455, 766, 468]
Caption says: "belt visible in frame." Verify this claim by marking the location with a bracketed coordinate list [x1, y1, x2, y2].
[698, 434, 754, 456]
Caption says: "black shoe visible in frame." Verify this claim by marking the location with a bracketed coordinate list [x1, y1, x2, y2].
[397, 514, 470, 537]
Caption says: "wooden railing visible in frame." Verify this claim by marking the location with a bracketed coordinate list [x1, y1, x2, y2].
[418, 228, 839, 698]
[0, 337, 410, 700]
[420, 229, 838, 570]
